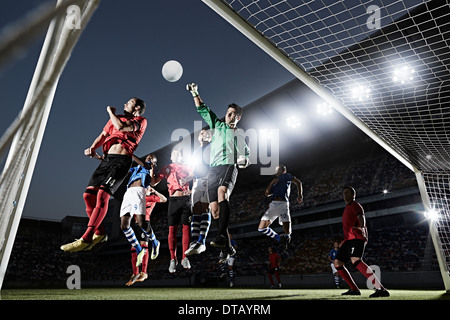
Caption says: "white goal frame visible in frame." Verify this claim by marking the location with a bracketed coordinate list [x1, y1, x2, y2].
[0, 0, 100, 290]
[202, 0, 450, 291]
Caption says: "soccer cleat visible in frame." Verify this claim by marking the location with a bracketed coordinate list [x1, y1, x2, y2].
[210, 235, 226, 248]
[280, 233, 291, 250]
[341, 289, 361, 296]
[136, 249, 146, 267]
[369, 289, 390, 298]
[181, 257, 191, 269]
[185, 242, 206, 256]
[126, 274, 139, 286]
[151, 240, 160, 260]
[135, 272, 148, 283]
[85, 234, 108, 251]
[169, 259, 178, 273]
[60, 238, 91, 252]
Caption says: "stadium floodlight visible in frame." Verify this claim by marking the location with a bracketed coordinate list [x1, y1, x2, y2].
[286, 115, 301, 129]
[392, 65, 415, 84]
[316, 102, 333, 116]
[425, 208, 440, 221]
[351, 85, 371, 102]
[383, 189, 388, 194]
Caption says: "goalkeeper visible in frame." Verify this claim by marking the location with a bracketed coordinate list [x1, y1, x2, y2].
[187, 83, 250, 258]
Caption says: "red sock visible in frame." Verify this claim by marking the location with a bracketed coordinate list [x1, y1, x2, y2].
[275, 271, 281, 283]
[268, 274, 274, 286]
[336, 266, 359, 291]
[82, 188, 110, 242]
[168, 225, 178, 260]
[182, 224, 190, 259]
[83, 190, 97, 217]
[130, 248, 138, 275]
[141, 244, 149, 274]
[355, 260, 384, 290]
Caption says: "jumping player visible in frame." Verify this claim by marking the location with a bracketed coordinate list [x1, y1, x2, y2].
[152, 148, 193, 273]
[186, 83, 249, 259]
[185, 129, 212, 256]
[334, 186, 390, 297]
[258, 165, 302, 249]
[61, 98, 147, 252]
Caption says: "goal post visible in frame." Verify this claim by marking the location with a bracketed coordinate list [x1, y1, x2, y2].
[202, 0, 450, 291]
[0, 0, 100, 290]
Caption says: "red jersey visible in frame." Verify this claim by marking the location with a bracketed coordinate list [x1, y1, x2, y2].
[342, 201, 368, 242]
[145, 194, 161, 221]
[102, 115, 147, 155]
[158, 163, 192, 197]
[268, 252, 280, 268]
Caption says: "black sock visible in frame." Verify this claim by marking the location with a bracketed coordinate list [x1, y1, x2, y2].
[219, 200, 231, 246]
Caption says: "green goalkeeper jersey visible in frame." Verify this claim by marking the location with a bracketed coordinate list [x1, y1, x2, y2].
[197, 104, 250, 167]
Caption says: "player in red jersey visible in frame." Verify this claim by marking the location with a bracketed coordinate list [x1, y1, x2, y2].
[267, 246, 282, 288]
[334, 186, 389, 298]
[151, 148, 194, 273]
[61, 98, 147, 252]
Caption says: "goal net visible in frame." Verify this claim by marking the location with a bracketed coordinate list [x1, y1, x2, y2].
[202, 0, 450, 290]
[0, 0, 99, 290]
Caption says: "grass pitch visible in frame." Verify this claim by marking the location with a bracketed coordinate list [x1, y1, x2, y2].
[1, 287, 448, 300]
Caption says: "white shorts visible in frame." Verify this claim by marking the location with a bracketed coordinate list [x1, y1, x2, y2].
[191, 177, 209, 205]
[120, 187, 146, 217]
[261, 201, 290, 224]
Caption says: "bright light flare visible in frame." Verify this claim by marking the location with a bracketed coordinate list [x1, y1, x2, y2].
[424, 208, 440, 221]
[286, 115, 301, 129]
[392, 65, 415, 84]
[351, 85, 371, 101]
[316, 102, 333, 116]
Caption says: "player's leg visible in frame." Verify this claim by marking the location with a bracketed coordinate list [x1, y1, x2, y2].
[167, 197, 181, 272]
[258, 210, 280, 241]
[351, 257, 389, 297]
[181, 198, 192, 269]
[334, 241, 360, 294]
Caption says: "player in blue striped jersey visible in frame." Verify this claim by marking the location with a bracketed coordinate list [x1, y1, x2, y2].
[258, 165, 303, 248]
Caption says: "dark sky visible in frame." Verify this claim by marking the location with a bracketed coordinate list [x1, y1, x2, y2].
[0, 1, 295, 221]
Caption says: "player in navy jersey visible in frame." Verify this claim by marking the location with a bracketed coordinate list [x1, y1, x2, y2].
[258, 165, 303, 248]
[334, 186, 389, 298]
[328, 241, 341, 288]
[61, 98, 147, 253]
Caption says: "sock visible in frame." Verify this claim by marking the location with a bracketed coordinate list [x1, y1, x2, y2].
[82, 188, 110, 242]
[219, 201, 231, 246]
[275, 270, 281, 283]
[190, 214, 202, 243]
[229, 269, 234, 282]
[336, 265, 359, 291]
[141, 244, 149, 274]
[354, 260, 384, 290]
[198, 212, 211, 245]
[141, 225, 158, 248]
[168, 225, 178, 260]
[182, 224, 190, 259]
[130, 248, 138, 275]
[268, 274, 274, 286]
[123, 227, 142, 254]
[83, 190, 105, 236]
[334, 275, 340, 287]
[258, 227, 281, 241]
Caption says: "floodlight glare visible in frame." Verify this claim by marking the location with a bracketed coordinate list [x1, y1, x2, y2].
[286, 115, 301, 129]
[317, 102, 333, 116]
[351, 85, 371, 101]
[424, 208, 439, 221]
[392, 65, 415, 84]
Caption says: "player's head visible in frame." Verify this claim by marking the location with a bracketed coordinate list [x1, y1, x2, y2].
[198, 129, 212, 144]
[268, 246, 274, 254]
[333, 241, 339, 248]
[124, 97, 146, 116]
[171, 148, 182, 163]
[145, 153, 157, 165]
[225, 103, 242, 128]
[275, 165, 287, 177]
[342, 186, 356, 203]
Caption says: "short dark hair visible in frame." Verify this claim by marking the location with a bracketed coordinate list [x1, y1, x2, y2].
[343, 186, 356, 195]
[133, 97, 146, 115]
[227, 103, 242, 117]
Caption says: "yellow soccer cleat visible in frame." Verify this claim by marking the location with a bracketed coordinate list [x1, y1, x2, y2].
[60, 238, 91, 252]
[85, 234, 108, 251]
[135, 272, 148, 283]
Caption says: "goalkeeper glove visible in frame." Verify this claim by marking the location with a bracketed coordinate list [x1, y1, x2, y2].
[186, 83, 199, 97]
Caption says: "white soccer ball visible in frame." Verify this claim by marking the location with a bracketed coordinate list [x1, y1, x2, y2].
[162, 60, 183, 82]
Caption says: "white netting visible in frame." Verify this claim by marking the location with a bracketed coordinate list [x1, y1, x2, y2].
[0, 0, 100, 289]
[208, 0, 450, 287]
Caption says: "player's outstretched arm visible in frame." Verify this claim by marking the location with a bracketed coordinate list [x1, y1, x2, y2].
[186, 83, 204, 107]
[84, 131, 107, 158]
